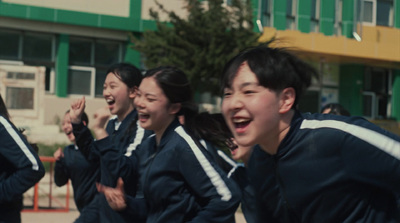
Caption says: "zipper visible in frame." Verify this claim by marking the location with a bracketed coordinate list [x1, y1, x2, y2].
[142, 145, 159, 200]
[273, 156, 301, 222]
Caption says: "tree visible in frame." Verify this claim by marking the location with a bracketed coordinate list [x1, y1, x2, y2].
[131, 0, 262, 96]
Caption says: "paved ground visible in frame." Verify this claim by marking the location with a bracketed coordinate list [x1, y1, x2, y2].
[21, 176, 247, 222]
[22, 209, 246, 223]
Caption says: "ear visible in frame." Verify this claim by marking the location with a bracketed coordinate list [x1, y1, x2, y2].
[128, 87, 137, 99]
[168, 103, 182, 115]
[82, 121, 87, 126]
[279, 87, 295, 114]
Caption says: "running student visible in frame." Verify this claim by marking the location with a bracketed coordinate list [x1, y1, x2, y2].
[201, 113, 257, 223]
[70, 63, 152, 222]
[54, 110, 98, 221]
[99, 66, 241, 222]
[0, 94, 45, 223]
[221, 45, 400, 222]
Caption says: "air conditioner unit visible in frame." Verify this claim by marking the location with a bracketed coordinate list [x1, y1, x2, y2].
[0, 64, 45, 126]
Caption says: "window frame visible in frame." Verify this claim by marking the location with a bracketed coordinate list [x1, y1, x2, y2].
[362, 67, 392, 119]
[67, 65, 96, 98]
[68, 37, 124, 98]
[361, 0, 376, 26]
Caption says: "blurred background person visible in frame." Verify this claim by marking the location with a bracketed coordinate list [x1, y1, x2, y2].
[321, 103, 350, 116]
[54, 110, 98, 222]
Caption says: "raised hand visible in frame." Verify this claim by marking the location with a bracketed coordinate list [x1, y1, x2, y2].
[92, 106, 111, 140]
[97, 178, 126, 211]
[53, 147, 64, 161]
[70, 97, 86, 124]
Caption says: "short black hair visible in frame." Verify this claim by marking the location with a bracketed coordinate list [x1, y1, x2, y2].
[321, 103, 350, 116]
[221, 44, 318, 109]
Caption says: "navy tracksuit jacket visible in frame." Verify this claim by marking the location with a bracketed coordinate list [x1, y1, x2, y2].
[54, 144, 98, 212]
[248, 111, 400, 222]
[0, 116, 45, 223]
[135, 119, 241, 223]
[73, 109, 152, 223]
[203, 141, 258, 223]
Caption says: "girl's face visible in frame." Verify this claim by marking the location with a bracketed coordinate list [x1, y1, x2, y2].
[135, 77, 179, 138]
[221, 63, 283, 149]
[62, 113, 75, 143]
[103, 72, 135, 121]
[230, 139, 253, 162]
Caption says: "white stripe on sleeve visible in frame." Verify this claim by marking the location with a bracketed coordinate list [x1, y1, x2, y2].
[125, 121, 145, 157]
[300, 119, 400, 159]
[175, 126, 233, 201]
[0, 117, 40, 171]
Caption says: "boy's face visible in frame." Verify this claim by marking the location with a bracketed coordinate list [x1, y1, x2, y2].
[221, 63, 283, 148]
[62, 113, 75, 143]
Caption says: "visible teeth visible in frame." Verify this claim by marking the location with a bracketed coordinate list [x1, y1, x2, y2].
[106, 99, 114, 103]
[233, 118, 248, 123]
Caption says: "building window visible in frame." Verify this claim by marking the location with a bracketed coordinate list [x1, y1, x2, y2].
[362, 0, 375, 24]
[363, 67, 392, 119]
[286, 0, 297, 30]
[0, 29, 55, 94]
[69, 37, 124, 98]
[69, 38, 92, 66]
[262, 0, 272, 27]
[360, 0, 393, 26]
[310, 0, 320, 32]
[23, 33, 53, 62]
[0, 30, 20, 60]
[67, 66, 95, 96]
[376, 0, 393, 26]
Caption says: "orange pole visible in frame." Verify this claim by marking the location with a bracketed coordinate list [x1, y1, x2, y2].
[33, 183, 39, 211]
[66, 180, 70, 211]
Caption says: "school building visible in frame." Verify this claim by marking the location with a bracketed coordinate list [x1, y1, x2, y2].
[0, 0, 399, 144]
[256, 0, 400, 134]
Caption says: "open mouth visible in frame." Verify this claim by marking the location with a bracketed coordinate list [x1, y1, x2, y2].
[138, 113, 150, 121]
[233, 118, 251, 130]
[226, 139, 238, 151]
[106, 98, 115, 106]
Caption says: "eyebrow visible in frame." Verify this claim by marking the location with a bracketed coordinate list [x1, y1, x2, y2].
[138, 90, 158, 98]
[145, 93, 157, 98]
[239, 82, 259, 89]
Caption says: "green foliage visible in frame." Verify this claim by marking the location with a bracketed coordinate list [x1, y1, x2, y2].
[132, 0, 262, 95]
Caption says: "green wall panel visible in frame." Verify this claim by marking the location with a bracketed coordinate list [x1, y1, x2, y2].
[273, 0, 287, 30]
[395, 0, 400, 28]
[55, 34, 69, 98]
[339, 64, 364, 116]
[320, 0, 335, 35]
[0, 0, 142, 32]
[297, 0, 311, 33]
[392, 70, 400, 120]
[341, 0, 354, 38]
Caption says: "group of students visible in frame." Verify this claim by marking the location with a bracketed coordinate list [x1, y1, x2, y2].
[15, 43, 397, 223]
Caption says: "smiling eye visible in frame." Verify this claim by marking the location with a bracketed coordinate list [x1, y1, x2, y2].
[223, 90, 232, 97]
[244, 90, 255, 94]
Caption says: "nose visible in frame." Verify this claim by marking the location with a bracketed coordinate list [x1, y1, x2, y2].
[103, 87, 109, 97]
[228, 94, 244, 111]
[134, 96, 144, 109]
